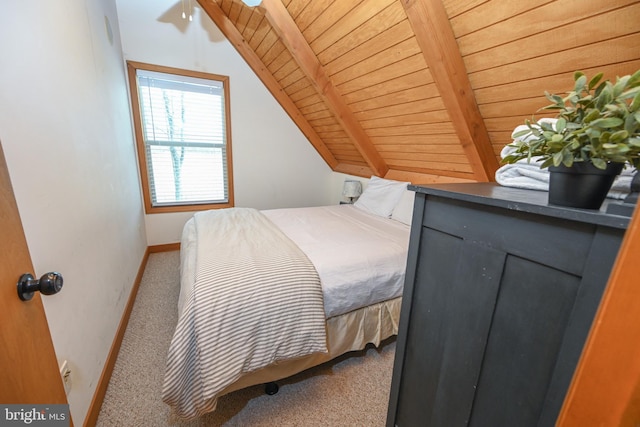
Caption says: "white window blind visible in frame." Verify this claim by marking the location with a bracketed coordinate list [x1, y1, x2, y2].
[135, 69, 229, 207]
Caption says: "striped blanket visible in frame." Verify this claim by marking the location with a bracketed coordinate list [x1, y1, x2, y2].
[162, 208, 328, 420]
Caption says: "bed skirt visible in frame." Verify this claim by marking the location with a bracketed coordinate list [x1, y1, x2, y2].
[214, 296, 401, 397]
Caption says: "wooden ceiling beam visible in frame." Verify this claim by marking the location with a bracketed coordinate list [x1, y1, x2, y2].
[385, 169, 475, 184]
[260, 0, 389, 177]
[402, 0, 499, 182]
[196, 0, 338, 170]
[334, 163, 373, 178]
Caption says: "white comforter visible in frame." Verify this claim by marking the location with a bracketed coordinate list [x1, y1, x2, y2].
[262, 205, 411, 318]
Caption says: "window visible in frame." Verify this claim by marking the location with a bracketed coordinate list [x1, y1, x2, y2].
[127, 62, 233, 213]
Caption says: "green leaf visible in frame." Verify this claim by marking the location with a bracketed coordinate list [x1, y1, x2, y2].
[628, 70, 640, 88]
[574, 74, 587, 93]
[594, 80, 607, 97]
[565, 121, 581, 130]
[576, 94, 593, 105]
[551, 134, 563, 143]
[540, 121, 555, 131]
[624, 114, 638, 134]
[589, 117, 624, 128]
[630, 91, 640, 111]
[583, 108, 600, 123]
[609, 130, 629, 142]
[571, 95, 581, 106]
[592, 158, 607, 169]
[604, 104, 621, 115]
[617, 144, 630, 154]
[545, 92, 564, 107]
[588, 72, 604, 90]
[501, 155, 518, 164]
[556, 118, 566, 132]
[596, 83, 614, 108]
[542, 104, 564, 111]
[619, 86, 640, 100]
[538, 158, 552, 168]
[613, 75, 630, 97]
[585, 127, 601, 139]
[599, 132, 611, 144]
[574, 71, 585, 82]
[544, 91, 555, 103]
[563, 91, 577, 103]
[552, 151, 564, 166]
[530, 126, 542, 137]
[512, 129, 531, 139]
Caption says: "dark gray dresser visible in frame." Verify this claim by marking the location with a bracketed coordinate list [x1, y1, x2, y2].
[386, 183, 630, 427]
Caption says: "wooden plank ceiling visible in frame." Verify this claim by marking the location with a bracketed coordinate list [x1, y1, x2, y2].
[197, 0, 640, 184]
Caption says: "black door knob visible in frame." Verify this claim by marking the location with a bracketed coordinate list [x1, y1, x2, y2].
[17, 272, 63, 301]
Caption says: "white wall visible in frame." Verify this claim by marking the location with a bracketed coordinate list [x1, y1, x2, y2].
[115, 0, 335, 245]
[0, 0, 146, 423]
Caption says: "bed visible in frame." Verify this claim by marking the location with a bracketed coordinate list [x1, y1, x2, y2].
[162, 177, 413, 420]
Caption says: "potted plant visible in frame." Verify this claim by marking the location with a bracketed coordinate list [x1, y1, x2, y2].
[502, 69, 640, 209]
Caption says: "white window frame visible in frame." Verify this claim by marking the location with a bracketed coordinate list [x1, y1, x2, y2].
[126, 61, 234, 214]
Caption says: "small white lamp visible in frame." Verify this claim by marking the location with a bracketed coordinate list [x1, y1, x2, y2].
[342, 180, 362, 204]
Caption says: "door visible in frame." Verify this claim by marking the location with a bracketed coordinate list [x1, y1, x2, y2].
[0, 141, 68, 405]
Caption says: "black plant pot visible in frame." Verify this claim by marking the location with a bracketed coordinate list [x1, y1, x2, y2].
[548, 162, 624, 209]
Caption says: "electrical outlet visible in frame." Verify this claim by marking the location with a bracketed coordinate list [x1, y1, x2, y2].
[60, 360, 72, 395]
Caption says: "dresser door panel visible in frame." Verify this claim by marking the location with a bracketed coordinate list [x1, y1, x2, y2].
[396, 230, 505, 426]
[469, 255, 581, 426]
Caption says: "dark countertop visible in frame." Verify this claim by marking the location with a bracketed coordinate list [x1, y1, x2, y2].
[409, 182, 631, 230]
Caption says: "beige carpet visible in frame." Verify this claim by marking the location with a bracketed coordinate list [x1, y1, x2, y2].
[96, 251, 396, 426]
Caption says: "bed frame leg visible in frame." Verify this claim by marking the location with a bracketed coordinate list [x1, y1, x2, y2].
[265, 382, 279, 395]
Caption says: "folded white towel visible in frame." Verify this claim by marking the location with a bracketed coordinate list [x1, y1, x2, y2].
[495, 161, 632, 199]
[500, 144, 517, 158]
[609, 172, 634, 199]
[495, 159, 549, 192]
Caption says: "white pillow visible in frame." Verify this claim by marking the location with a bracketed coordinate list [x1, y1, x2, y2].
[354, 176, 409, 218]
[391, 190, 415, 226]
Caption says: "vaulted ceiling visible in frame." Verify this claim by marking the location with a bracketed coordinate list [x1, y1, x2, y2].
[197, 0, 640, 184]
